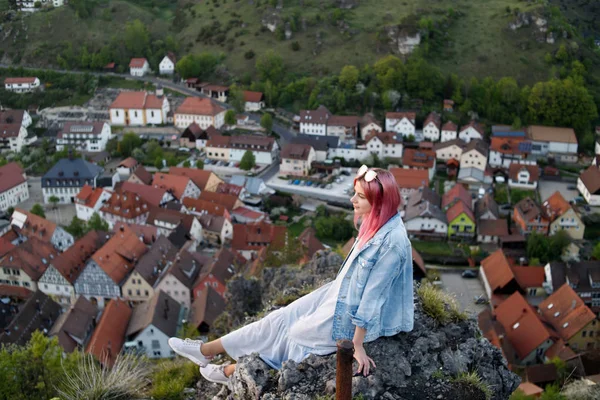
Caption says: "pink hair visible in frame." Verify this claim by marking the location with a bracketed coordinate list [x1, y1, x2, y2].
[353, 168, 401, 249]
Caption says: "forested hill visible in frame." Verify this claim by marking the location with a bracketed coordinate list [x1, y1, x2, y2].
[1, 0, 600, 150]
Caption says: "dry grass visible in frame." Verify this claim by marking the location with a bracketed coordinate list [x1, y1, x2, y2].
[452, 371, 493, 400]
[417, 282, 467, 325]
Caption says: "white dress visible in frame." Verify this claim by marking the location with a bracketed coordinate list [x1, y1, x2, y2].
[221, 242, 360, 369]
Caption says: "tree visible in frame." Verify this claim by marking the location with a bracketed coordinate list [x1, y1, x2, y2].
[255, 50, 284, 82]
[224, 110, 237, 126]
[120, 133, 142, 158]
[6, 206, 14, 217]
[30, 204, 45, 218]
[65, 216, 86, 238]
[88, 213, 109, 232]
[239, 150, 256, 171]
[183, 160, 191, 168]
[228, 84, 246, 113]
[124, 20, 151, 57]
[49, 196, 59, 210]
[175, 52, 221, 80]
[196, 159, 204, 169]
[592, 242, 600, 260]
[260, 113, 273, 135]
[339, 65, 359, 91]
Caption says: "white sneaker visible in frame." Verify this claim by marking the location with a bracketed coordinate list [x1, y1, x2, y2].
[168, 338, 212, 367]
[200, 364, 231, 386]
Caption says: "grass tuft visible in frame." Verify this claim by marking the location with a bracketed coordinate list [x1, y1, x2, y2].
[452, 371, 493, 400]
[417, 282, 467, 325]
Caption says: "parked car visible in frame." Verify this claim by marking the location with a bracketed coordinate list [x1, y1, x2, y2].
[474, 295, 489, 305]
[320, 183, 327, 188]
[306, 181, 313, 187]
[567, 185, 577, 190]
[461, 270, 478, 279]
[584, 205, 591, 212]
[326, 184, 333, 190]
[288, 180, 294, 185]
[341, 170, 351, 176]
[293, 180, 300, 185]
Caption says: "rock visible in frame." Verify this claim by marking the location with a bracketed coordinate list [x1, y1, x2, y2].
[383, 25, 421, 55]
[508, 12, 532, 30]
[261, 10, 281, 33]
[285, 22, 292, 40]
[336, 0, 359, 9]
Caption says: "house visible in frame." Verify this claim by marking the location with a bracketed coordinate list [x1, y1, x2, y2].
[49, 296, 98, 352]
[446, 200, 476, 239]
[474, 193, 499, 220]
[179, 124, 218, 149]
[542, 191, 585, 240]
[327, 115, 359, 139]
[477, 218, 508, 244]
[193, 248, 237, 298]
[389, 168, 429, 206]
[117, 157, 140, 177]
[517, 266, 548, 303]
[442, 183, 471, 210]
[404, 194, 448, 240]
[100, 189, 150, 229]
[205, 134, 230, 163]
[290, 135, 338, 162]
[56, 122, 111, 153]
[189, 286, 226, 332]
[169, 167, 224, 193]
[362, 131, 403, 159]
[443, 99, 454, 112]
[385, 112, 416, 138]
[38, 231, 108, 306]
[508, 163, 540, 190]
[154, 249, 212, 312]
[459, 139, 488, 172]
[0, 109, 35, 152]
[0, 236, 57, 291]
[489, 136, 532, 168]
[513, 197, 550, 236]
[243, 91, 265, 111]
[199, 191, 244, 212]
[544, 261, 600, 311]
[297, 228, 325, 263]
[232, 221, 287, 260]
[200, 84, 229, 102]
[129, 58, 150, 77]
[4, 77, 40, 93]
[146, 207, 204, 245]
[152, 172, 201, 201]
[440, 121, 458, 142]
[402, 147, 436, 181]
[538, 284, 598, 352]
[280, 144, 316, 177]
[527, 126, 578, 162]
[75, 185, 112, 221]
[480, 249, 523, 299]
[10, 208, 74, 251]
[158, 53, 176, 75]
[0, 291, 61, 347]
[121, 236, 178, 303]
[433, 139, 466, 162]
[230, 207, 266, 224]
[577, 166, 600, 206]
[85, 299, 132, 367]
[197, 212, 233, 245]
[493, 292, 554, 365]
[126, 290, 182, 358]
[74, 225, 147, 308]
[458, 121, 484, 143]
[229, 176, 272, 196]
[422, 112, 441, 141]
[228, 135, 279, 165]
[174, 97, 226, 129]
[182, 198, 230, 219]
[128, 165, 153, 186]
[109, 91, 170, 126]
[0, 163, 29, 212]
[359, 114, 383, 140]
[299, 105, 331, 136]
[119, 181, 173, 207]
[457, 167, 494, 187]
[42, 157, 103, 204]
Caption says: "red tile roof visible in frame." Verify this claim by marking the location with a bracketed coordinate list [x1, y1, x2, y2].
[514, 197, 547, 223]
[215, 182, 244, 197]
[544, 339, 577, 361]
[365, 131, 402, 145]
[75, 184, 105, 207]
[1, 237, 57, 281]
[12, 208, 57, 243]
[579, 166, 600, 195]
[298, 227, 325, 259]
[481, 249, 515, 293]
[119, 181, 167, 207]
[169, 167, 222, 191]
[442, 121, 457, 131]
[542, 191, 572, 222]
[386, 112, 416, 122]
[389, 168, 429, 190]
[494, 292, 551, 360]
[91, 225, 147, 285]
[243, 91, 264, 103]
[490, 137, 525, 155]
[442, 183, 472, 210]
[182, 198, 228, 217]
[527, 125, 578, 144]
[175, 97, 225, 116]
[281, 144, 313, 160]
[0, 163, 26, 194]
[109, 92, 164, 110]
[232, 221, 287, 251]
[118, 157, 139, 169]
[478, 218, 509, 237]
[509, 163, 540, 183]
[538, 283, 597, 341]
[100, 189, 150, 219]
[0, 284, 33, 299]
[460, 120, 484, 135]
[403, 148, 435, 169]
[231, 206, 265, 222]
[0, 235, 15, 259]
[512, 266, 545, 289]
[423, 112, 441, 129]
[130, 165, 153, 185]
[4, 77, 37, 84]
[85, 299, 132, 367]
[446, 200, 475, 223]
[52, 231, 109, 284]
[153, 172, 195, 200]
[129, 58, 148, 68]
[199, 191, 240, 211]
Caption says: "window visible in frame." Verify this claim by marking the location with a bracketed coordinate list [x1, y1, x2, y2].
[152, 340, 160, 349]
[128, 289, 132, 295]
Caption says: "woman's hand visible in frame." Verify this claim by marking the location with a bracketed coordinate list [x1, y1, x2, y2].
[353, 344, 376, 376]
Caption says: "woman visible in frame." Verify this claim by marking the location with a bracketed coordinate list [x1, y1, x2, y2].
[169, 165, 414, 385]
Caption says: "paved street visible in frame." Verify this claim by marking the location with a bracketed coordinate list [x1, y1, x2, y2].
[439, 270, 488, 317]
[247, 113, 296, 146]
[16, 176, 76, 226]
[538, 179, 579, 202]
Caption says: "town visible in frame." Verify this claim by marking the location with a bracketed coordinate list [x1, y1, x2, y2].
[1, 53, 600, 399]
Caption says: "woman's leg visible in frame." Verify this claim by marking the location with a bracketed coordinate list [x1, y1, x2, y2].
[223, 364, 236, 377]
[200, 338, 226, 357]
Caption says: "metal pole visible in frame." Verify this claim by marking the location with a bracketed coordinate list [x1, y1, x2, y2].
[336, 339, 354, 400]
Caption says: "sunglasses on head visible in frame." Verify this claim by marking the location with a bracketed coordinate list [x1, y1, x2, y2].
[356, 165, 378, 183]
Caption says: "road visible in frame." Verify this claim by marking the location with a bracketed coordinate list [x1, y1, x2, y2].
[439, 270, 488, 317]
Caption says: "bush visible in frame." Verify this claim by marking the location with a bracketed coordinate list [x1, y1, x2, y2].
[291, 41, 301, 51]
[150, 359, 200, 400]
[417, 282, 466, 325]
[244, 50, 255, 59]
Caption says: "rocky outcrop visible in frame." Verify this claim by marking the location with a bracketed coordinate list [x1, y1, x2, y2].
[383, 25, 422, 55]
[195, 250, 520, 399]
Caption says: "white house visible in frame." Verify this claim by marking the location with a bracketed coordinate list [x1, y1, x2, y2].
[299, 105, 330, 136]
[365, 131, 403, 159]
[56, 122, 111, 153]
[440, 121, 458, 142]
[577, 166, 600, 206]
[404, 202, 448, 240]
[459, 139, 488, 172]
[129, 58, 150, 77]
[158, 53, 176, 75]
[280, 144, 316, 176]
[489, 136, 534, 168]
[458, 121, 484, 143]
[508, 163, 539, 190]
[42, 158, 104, 204]
[243, 91, 265, 112]
[0, 109, 35, 153]
[0, 163, 29, 212]
[434, 139, 465, 161]
[4, 77, 40, 93]
[125, 291, 182, 359]
[228, 135, 279, 165]
[174, 97, 226, 130]
[109, 91, 170, 126]
[291, 134, 339, 163]
[75, 185, 112, 222]
[527, 126, 578, 162]
[11, 208, 74, 252]
[360, 114, 383, 140]
[385, 112, 416, 138]
[16, 0, 64, 11]
[422, 112, 441, 142]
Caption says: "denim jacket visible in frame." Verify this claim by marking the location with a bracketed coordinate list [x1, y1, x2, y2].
[332, 212, 414, 343]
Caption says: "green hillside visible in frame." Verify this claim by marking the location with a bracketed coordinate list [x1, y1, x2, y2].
[1, 0, 597, 85]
